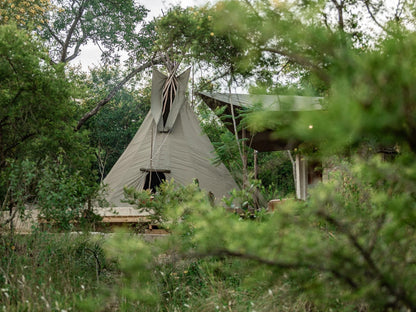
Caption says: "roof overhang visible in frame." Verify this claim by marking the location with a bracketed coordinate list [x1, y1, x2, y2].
[198, 92, 324, 152]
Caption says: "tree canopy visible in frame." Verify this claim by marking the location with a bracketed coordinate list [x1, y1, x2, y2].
[155, 0, 413, 91]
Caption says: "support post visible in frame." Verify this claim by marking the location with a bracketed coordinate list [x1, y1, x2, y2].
[242, 127, 247, 188]
[295, 154, 308, 200]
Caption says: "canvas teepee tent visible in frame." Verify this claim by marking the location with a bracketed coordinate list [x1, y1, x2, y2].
[103, 67, 238, 207]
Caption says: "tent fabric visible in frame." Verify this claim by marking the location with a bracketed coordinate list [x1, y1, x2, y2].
[151, 68, 191, 132]
[103, 68, 238, 207]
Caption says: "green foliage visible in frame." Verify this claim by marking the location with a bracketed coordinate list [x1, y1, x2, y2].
[0, 24, 94, 169]
[102, 232, 316, 311]
[0, 229, 313, 311]
[196, 103, 242, 179]
[149, 257, 310, 312]
[1, 155, 103, 231]
[0, 24, 103, 229]
[289, 29, 416, 156]
[257, 152, 295, 197]
[155, 4, 275, 80]
[0, 24, 76, 166]
[211, 131, 242, 171]
[0, 0, 50, 28]
[0, 159, 37, 222]
[152, 1, 318, 88]
[222, 179, 263, 212]
[155, 0, 413, 93]
[36, 155, 103, 230]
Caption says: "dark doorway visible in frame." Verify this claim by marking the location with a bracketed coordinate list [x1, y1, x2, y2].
[143, 172, 166, 193]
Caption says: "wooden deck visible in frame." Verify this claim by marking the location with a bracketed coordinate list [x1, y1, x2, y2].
[1, 206, 167, 234]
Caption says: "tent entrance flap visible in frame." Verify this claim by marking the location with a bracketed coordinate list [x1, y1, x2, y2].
[143, 171, 166, 193]
[140, 168, 171, 193]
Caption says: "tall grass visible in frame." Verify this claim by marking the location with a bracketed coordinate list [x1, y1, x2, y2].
[152, 257, 312, 312]
[0, 231, 312, 312]
[0, 231, 115, 312]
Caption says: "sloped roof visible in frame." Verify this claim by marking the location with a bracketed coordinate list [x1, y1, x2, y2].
[199, 92, 323, 111]
[198, 92, 324, 152]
